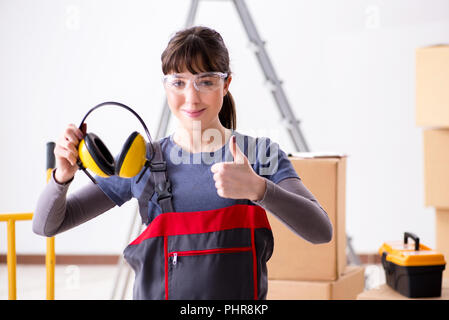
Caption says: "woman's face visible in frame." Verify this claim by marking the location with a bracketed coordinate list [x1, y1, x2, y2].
[164, 70, 232, 132]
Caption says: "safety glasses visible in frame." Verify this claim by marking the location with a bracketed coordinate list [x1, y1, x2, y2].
[162, 72, 228, 95]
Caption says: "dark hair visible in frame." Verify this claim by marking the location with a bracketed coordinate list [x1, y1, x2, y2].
[161, 26, 236, 130]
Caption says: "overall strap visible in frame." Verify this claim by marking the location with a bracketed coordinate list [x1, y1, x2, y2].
[150, 141, 174, 214]
[137, 140, 174, 224]
[136, 175, 154, 225]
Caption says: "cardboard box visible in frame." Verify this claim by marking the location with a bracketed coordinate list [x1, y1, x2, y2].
[423, 129, 449, 208]
[267, 153, 347, 281]
[357, 279, 449, 300]
[267, 266, 365, 300]
[436, 208, 449, 279]
[416, 45, 449, 127]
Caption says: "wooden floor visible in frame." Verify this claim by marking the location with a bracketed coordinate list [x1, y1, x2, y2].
[0, 263, 384, 300]
[0, 264, 133, 300]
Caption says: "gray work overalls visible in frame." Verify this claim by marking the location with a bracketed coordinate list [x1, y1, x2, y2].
[124, 141, 274, 300]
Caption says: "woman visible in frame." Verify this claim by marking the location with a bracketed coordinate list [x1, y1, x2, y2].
[33, 26, 332, 300]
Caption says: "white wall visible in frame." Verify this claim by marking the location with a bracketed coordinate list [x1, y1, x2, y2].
[1, 0, 448, 255]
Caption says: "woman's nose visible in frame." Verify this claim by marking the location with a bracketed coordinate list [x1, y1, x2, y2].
[184, 81, 201, 104]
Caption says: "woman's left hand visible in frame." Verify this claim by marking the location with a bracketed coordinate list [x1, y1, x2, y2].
[211, 136, 266, 201]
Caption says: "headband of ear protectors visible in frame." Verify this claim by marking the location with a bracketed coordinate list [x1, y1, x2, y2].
[76, 101, 155, 184]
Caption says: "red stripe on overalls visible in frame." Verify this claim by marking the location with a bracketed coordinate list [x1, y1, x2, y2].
[163, 236, 168, 300]
[129, 204, 270, 300]
[251, 228, 258, 300]
[129, 204, 271, 244]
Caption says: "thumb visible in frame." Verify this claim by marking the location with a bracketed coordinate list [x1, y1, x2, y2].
[230, 135, 247, 164]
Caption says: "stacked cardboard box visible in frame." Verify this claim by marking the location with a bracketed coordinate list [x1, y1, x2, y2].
[266, 154, 365, 300]
[416, 45, 449, 279]
[269, 266, 365, 300]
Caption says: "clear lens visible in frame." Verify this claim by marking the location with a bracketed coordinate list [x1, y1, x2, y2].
[163, 72, 227, 94]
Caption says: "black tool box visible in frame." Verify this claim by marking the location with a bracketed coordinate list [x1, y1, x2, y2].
[379, 232, 446, 298]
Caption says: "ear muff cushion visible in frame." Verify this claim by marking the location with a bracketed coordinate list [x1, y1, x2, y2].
[79, 133, 115, 177]
[78, 139, 109, 178]
[115, 131, 147, 178]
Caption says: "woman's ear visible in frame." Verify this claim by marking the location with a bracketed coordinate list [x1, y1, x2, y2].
[223, 75, 232, 96]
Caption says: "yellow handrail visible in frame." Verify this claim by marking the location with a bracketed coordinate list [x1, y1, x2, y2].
[46, 236, 55, 300]
[0, 213, 34, 221]
[1, 162, 56, 300]
[0, 213, 55, 300]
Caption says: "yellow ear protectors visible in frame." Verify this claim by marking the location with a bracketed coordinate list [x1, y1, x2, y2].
[76, 101, 155, 184]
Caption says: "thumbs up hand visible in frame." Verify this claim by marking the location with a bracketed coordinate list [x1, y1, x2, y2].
[211, 135, 266, 201]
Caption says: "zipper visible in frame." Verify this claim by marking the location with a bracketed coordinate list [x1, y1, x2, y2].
[173, 252, 177, 265]
[169, 247, 252, 265]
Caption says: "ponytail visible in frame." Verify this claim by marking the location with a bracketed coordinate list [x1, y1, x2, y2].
[219, 91, 236, 130]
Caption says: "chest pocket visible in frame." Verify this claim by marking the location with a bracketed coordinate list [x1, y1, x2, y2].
[168, 237, 254, 299]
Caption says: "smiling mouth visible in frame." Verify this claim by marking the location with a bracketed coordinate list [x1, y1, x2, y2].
[182, 108, 206, 117]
